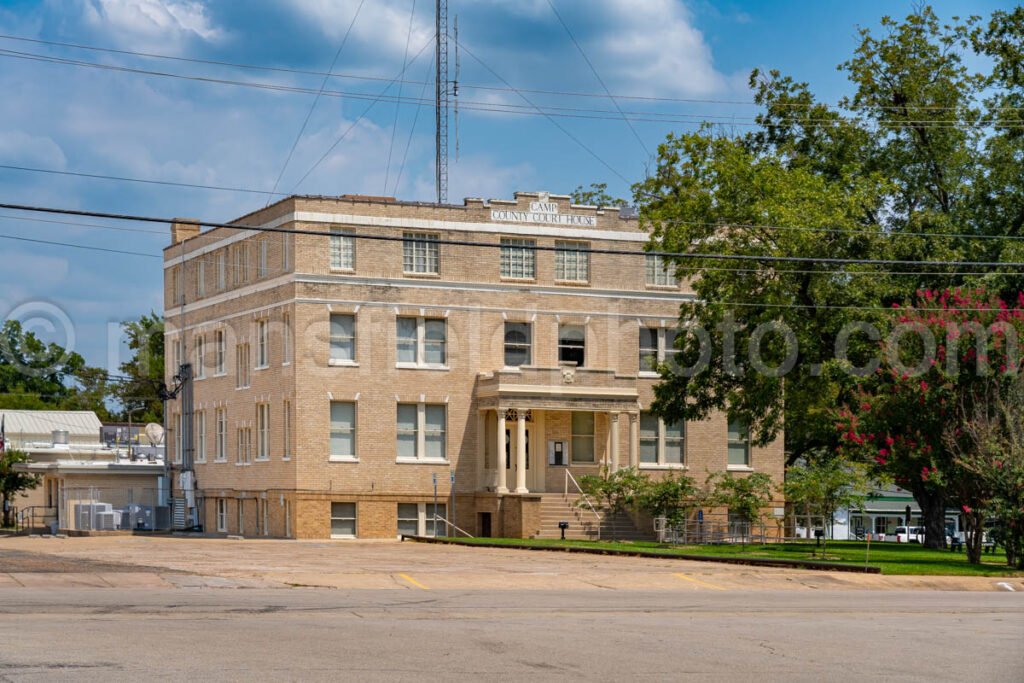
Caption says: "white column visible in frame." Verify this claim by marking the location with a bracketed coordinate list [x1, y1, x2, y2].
[496, 410, 508, 493]
[515, 411, 528, 493]
[628, 413, 639, 469]
[609, 412, 620, 473]
[477, 411, 486, 490]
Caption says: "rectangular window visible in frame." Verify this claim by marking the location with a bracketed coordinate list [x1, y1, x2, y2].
[403, 232, 439, 274]
[261, 499, 269, 537]
[236, 427, 252, 465]
[172, 266, 184, 305]
[558, 324, 586, 367]
[646, 253, 675, 287]
[500, 238, 536, 279]
[256, 320, 269, 368]
[258, 239, 269, 278]
[170, 337, 182, 374]
[503, 322, 532, 367]
[728, 419, 751, 467]
[639, 328, 679, 373]
[330, 401, 357, 460]
[330, 228, 355, 270]
[195, 411, 206, 463]
[214, 330, 226, 375]
[330, 314, 356, 363]
[397, 403, 446, 461]
[217, 252, 226, 290]
[282, 235, 291, 272]
[256, 403, 270, 460]
[397, 503, 419, 537]
[425, 502, 447, 537]
[236, 343, 250, 388]
[173, 413, 183, 464]
[396, 317, 446, 367]
[282, 312, 292, 364]
[197, 260, 206, 298]
[238, 500, 244, 535]
[232, 245, 243, 286]
[555, 240, 589, 282]
[330, 502, 356, 538]
[216, 499, 227, 532]
[194, 335, 206, 379]
[640, 412, 685, 466]
[282, 400, 291, 460]
[571, 411, 595, 463]
[215, 409, 227, 462]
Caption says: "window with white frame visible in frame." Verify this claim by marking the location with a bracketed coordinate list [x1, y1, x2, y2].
[194, 335, 206, 379]
[260, 499, 269, 536]
[727, 419, 751, 467]
[645, 253, 675, 287]
[330, 314, 356, 363]
[330, 502, 357, 538]
[231, 244, 246, 286]
[173, 412, 183, 464]
[197, 260, 206, 298]
[236, 427, 252, 465]
[282, 400, 291, 459]
[171, 266, 184, 305]
[503, 322, 532, 367]
[397, 503, 447, 537]
[282, 235, 291, 271]
[216, 499, 227, 532]
[571, 411, 595, 463]
[330, 401, 357, 460]
[639, 412, 685, 466]
[256, 403, 270, 460]
[639, 327, 679, 373]
[558, 324, 586, 367]
[217, 252, 226, 290]
[236, 343, 250, 388]
[282, 312, 292, 364]
[195, 411, 206, 463]
[396, 403, 446, 461]
[214, 330, 226, 375]
[330, 227, 355, 270]
[170, 337, 182, 374]
[402, 232, 439, 274]
[215, 409, 227, 462]
[258, 239, 269, 278]
[555, 240, 589, 282]
[500, 238, 536, 279]
[396, 317, 446, 367]
[256, 320, 269, 368]
[238, 500, 244, 535]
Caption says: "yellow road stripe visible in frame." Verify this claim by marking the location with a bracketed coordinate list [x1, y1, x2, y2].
[397, 573, 430, 590]
[673, 572, 726, 591]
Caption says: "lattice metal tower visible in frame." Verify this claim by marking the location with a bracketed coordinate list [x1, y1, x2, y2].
[435, 0, 449, 205]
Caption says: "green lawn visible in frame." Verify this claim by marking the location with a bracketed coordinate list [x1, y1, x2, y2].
[437, 537, 1022, 577]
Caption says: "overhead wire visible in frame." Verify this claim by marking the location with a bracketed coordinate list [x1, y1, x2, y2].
[384, 0, 419, 195]
[266, 0, 367, 205]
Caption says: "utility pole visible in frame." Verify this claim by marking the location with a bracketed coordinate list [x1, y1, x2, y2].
[435, 0, 449, 205]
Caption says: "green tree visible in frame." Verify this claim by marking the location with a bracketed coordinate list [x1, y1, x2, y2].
[113, 312, 165, 424]
[577, 467, 648, 540]
[704, 471, 775, 539]
[0, 449, 40, 528]
[784, 458, 876, 558]
[570, 183, 627, 209]
[635, 471, 701, 532]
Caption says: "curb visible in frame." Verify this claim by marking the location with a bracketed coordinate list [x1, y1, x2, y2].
[403, 536, 883, 574]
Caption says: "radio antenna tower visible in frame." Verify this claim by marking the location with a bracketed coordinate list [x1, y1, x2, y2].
[435, 0, 449, 204]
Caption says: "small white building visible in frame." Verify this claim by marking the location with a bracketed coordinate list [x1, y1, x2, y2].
[3, 410, 166, 532]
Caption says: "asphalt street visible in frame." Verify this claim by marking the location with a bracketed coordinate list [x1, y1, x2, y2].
[1, 588, 1021, 682]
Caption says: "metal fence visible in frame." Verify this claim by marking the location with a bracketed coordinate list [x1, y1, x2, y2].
[653, 513, 822, 545]
[59, 487, 178, 533]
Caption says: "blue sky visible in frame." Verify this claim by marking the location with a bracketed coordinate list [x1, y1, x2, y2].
[0, 0, 1012, 372]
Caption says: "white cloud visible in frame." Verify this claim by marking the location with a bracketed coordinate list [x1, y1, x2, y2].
[597, 0, 726, 97]
[0, 131, 68, 169]
[285, 0, 434, 67]
[80, 0, 223, 51]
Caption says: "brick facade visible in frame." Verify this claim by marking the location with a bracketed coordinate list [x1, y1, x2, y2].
[164, 192, 785, 539]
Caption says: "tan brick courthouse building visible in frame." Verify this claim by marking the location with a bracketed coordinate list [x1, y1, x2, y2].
[163, 191, 784, 539]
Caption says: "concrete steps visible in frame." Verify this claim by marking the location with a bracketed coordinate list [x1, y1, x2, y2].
[536, 494, 654, 541]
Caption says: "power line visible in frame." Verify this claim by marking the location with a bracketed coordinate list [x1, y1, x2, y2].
[0, 163, 283, 196]
[384, 0, 419, 195]
[0, 212, 166, 236]
[394, 53, 436, 196]
[3, 32, 1019, 114]
[4, 200, 1024, 272]
[545, 0, 649, 158]
[0, 231, 160, 258]
[3, 46, 1019, 131]
[266, 0, 367, 205]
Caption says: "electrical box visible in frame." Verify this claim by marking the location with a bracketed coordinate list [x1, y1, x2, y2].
[548, 440, 567, 466]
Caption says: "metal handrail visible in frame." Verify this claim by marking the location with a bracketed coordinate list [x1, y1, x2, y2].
[432, 514, 475, 538]
[564, 469, 602, 540]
